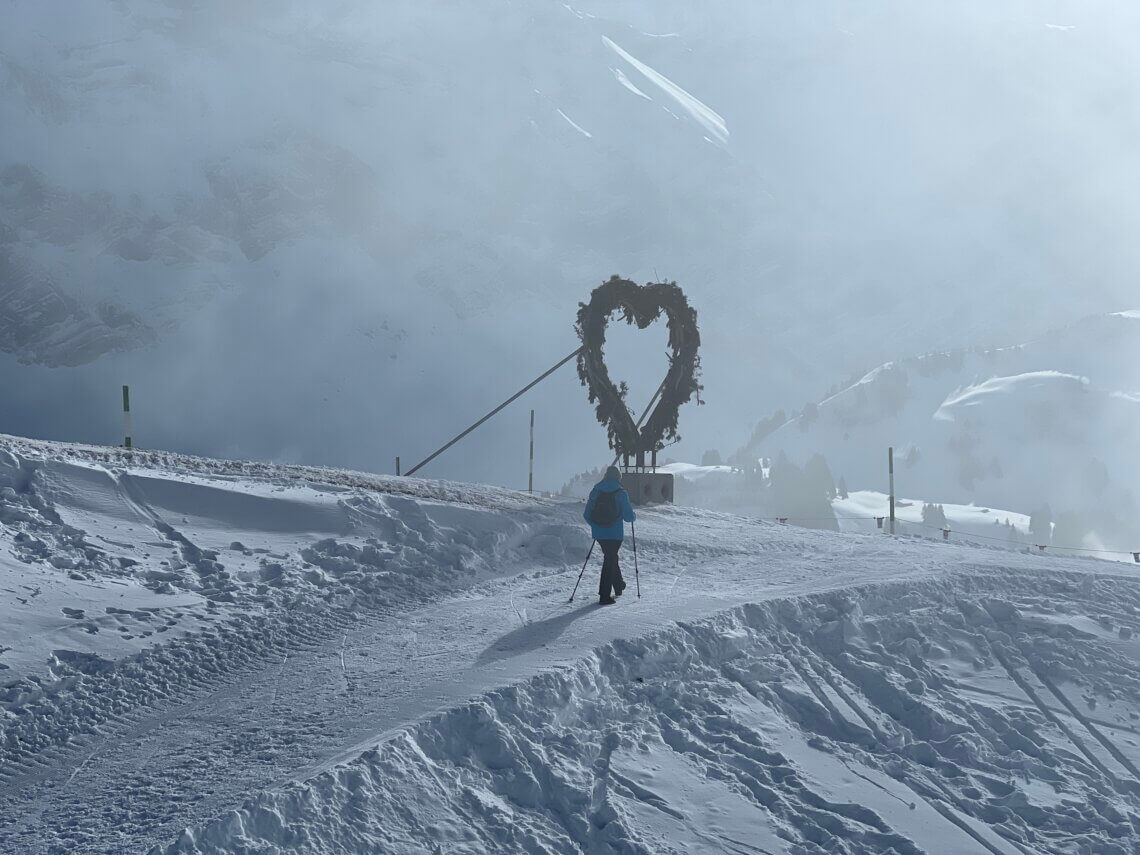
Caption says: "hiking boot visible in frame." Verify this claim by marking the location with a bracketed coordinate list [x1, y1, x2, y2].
[615, 581, 627, 597]
[599, 595, 617, 605]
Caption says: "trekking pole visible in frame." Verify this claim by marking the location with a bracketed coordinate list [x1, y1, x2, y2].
[569, 539, 596, 603]
[632, 522, 640, 599]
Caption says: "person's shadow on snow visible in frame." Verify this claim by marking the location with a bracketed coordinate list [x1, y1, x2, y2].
[476, 603, 597, 665]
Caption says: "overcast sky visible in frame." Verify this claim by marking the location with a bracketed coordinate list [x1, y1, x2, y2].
[1, 0, 1137, 489]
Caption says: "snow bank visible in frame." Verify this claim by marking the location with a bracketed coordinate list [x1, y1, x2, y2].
[0, 435, 582, 772]
[162, 572, 1140, 854]
[8, 433, 1140, 853]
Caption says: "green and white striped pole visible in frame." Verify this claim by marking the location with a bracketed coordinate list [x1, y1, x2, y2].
[122, 385, 132, 449]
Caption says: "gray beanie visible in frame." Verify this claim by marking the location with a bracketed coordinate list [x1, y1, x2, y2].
[605, 465, 622, 482]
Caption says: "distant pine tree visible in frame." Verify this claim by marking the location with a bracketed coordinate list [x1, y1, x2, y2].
[921, 503, 948, 529]
[1007, 522, 1022, 547]
[804, 453, 837, 500]
[768, 454, 837, 530]
[1029, 504, 1053, 544]
[798, 402, 819, 432]
[989, 456, 1003, 479]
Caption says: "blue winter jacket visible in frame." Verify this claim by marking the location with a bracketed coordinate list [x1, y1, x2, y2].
[584, 478, 636, 541]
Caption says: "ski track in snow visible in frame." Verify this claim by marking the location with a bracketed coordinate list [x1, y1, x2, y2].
[2, 435, 1140, 853]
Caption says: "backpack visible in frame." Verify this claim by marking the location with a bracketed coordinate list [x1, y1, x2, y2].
[590, 489, 621, 527]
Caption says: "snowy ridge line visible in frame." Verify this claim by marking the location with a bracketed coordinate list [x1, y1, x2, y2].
[0, 433, 543, 511]
[160, 570, 1140, 854]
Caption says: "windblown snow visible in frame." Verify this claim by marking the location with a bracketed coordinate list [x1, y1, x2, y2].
[3, 435, 1140, 854]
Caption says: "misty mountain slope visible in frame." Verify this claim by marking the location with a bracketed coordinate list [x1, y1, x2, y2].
[742, 311, 1140, 541]
[2, 437, 1139, 853]
[3, 2, 1140, 485]
[0, 238, 155, 366]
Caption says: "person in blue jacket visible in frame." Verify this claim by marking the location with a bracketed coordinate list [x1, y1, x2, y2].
[583, 465, 636, 605]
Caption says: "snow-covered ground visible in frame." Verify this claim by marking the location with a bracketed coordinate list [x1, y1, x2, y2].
[3, 434, 1140, 853]
[835, 490, 1030, 537]
[612, 466, 1053, 553]
[745, 310, 1140, 526]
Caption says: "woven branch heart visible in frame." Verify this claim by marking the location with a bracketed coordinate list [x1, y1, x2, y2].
[576, 276, 702, 457]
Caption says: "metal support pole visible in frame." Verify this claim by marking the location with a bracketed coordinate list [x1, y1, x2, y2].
[528, 409, 535, 494]
[405, 347, 581, 477]
[611, 374, 669, 468]
[122, 385, 132, 449]
[888, 446, 895, 535]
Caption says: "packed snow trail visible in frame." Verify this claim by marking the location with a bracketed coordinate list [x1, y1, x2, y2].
[0, 436, 1138, 853]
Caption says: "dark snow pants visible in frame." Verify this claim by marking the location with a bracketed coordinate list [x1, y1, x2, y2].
[598, 539, 626, 598]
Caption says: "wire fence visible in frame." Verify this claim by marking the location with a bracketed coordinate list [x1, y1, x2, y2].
[751, 512, 1140, 562]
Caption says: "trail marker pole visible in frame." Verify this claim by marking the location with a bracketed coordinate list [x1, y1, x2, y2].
[632, 521, 640, 599]
[122, 385, 132, 449]
[569, 540, 596, 603]
[528, 409, 535, 494]
[888, 446, 896, 535]
[396, 456, 401, 476]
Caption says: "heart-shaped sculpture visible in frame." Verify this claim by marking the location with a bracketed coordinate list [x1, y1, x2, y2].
[575, 275, 702, 457]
